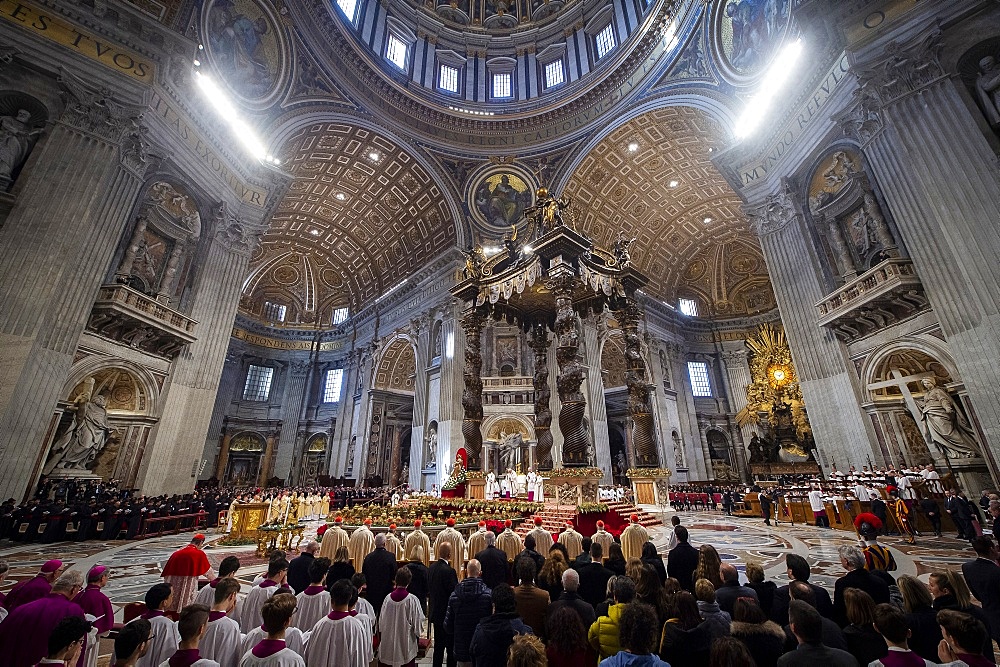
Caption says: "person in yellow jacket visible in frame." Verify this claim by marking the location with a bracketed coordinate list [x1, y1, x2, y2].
[588, 576, 636, 659]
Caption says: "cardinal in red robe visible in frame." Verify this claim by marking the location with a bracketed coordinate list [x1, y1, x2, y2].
[161, 533, 214, 612]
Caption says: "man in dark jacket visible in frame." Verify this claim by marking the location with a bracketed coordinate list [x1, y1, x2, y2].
[919, 496, 942, 537]
[445, 559, 494, 666]
[832, 545, 889, 627]
[781, 581, 848, 652]
[286, 540, 318, 594]
[572, 537, 593, 568]
[962, 536, 1000, 645]
[576, 542, 613, 610]
[770, 553, 834, 624]
[666, 525, 699, 592]
[716, 563, 759, 614]
[777, 600, 858, 667]
[361, 532, 399, 617]
[474, 532, 509, 590]
[469, 584, 532, 667]
[546, 567, 595, 632]
[946, 489, 974, 540]
[428, 542, 459, 667]
[512, 555, 550, 641]
[516, 534, 545, 576]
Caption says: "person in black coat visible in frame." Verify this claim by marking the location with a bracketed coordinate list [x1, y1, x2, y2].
[919, 496, 943, 537]
[745, 561, 777, 617]
[963, 536, 1000, 646]
[405, 546, 430, 613]
[361, 532, 399, 617]
[946, 489, 974, 540]
[897, 574, 943, 663]
[576, 542, 614, 610]
[469, 584, 533, 667]
[444, 559, 494, 665]
[641, 541, 668, 586]
[832, 546, 889, 627]
[286, 541, 318, 594]
[605, 543, 627, 576]
[475, 532, 509, 590]
[428, 542, 459, 667]
[666, 526, 699, 592]
[546, 567, 597, 631]
[929, 571, 996, 661]
[516, 534, 546, 577]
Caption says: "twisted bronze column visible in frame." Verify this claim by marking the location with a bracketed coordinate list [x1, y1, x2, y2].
[616, 299, 659, 466]
[552, 276, 590, 465]
[529, 323, 553, 469]
[460, 311, 485, 469]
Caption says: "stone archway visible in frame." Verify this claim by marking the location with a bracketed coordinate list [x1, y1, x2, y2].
[226, 432, 266, 485]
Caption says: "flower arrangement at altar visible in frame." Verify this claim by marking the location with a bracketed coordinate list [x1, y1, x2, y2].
[465, 470, 485, 480]
[329, 497, 543, 528]
[625, 468, 673, 479]
[442, 464, 467, 490]
[578, 503, 608, 514]
[546, 467, 604, 478]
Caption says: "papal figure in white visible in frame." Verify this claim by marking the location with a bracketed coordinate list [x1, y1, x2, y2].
[526, 467, 544, 502]
[485, 471, 501, 500]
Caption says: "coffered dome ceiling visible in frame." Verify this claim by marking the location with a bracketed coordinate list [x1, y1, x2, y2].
[563, 106, 775, 317]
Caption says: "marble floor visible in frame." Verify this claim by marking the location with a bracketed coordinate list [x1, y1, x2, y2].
[0, 507, 978, 665]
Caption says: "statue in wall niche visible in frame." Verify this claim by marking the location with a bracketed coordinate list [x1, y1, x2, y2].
[975, 56, 1000, 128]
[43, 392, 113, 475]
[426, 427, 438, 465]
[498, 431, 523, 472]
[918, 377, 981, 458]
[0, 109, 43, 186]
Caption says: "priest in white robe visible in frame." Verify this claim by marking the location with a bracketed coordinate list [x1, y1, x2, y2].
[466, 521, 489, 558]
[347, 520, 375, 569]
[620, 513, 649, 561]
[403, 520, 432, 567]
[200, 578, 243, 667]
[433, 518, 467, 580]
[485, 472, 501, 500]
[526, 517, 553, 558]
[525, 468, 544, 502]
[557, 521, 584, 559]
[590, 520, 614, 558]
[385, 525, 404, 560]
[318, 516, 349, 561]
[496, 519, 523, 562]
[377, 568, 426, 667]
[304, 579, 372, 667]
[294, 557, 331, 632]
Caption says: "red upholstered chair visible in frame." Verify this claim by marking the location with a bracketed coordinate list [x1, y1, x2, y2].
[123, 602, 147, 623]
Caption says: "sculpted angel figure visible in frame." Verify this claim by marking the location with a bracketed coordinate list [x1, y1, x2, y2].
[919, 377, 980, 458]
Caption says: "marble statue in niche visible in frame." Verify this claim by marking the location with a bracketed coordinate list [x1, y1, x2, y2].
[44, 379, 114, 475]
[919, 377, 981, 458]
[0, 109, 43, 188]
[975, 55, 1000, 128]
[426, 426, 438, 466]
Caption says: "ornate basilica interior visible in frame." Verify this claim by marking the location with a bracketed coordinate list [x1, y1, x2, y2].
[0, 0, 998, 501]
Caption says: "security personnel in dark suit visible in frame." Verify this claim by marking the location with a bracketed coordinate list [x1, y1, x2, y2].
[473, 531, 509, 590]
[666, 525, 700, 592]
[962, 536, 1000, 645]
[428, 541, 459, 667]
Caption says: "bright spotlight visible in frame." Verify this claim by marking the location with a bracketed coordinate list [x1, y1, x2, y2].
[734, 38, 804, 139]
[194, 71, 269, 161]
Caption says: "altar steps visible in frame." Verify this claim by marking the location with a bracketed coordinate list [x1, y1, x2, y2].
[605, 501, 663, 528]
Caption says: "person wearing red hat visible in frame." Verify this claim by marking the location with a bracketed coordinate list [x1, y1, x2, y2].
[404, 519, 432, 567]
[620, 514, 649, 561]
[75, 565, 114, 667]
[497, 519, 523, 562]
[558, 520, 584, 559]
[591, 520, 614, 557]
[318, 515, 349, 561]
[385, 524, 404, 560]
[434, 517, 466, 580]
[347, 519, 376, 569]
[162, 534, 214, 612]
[526, 516, 553, 558]
[467, 520, 489, 558]
[2, 558, 64, 612]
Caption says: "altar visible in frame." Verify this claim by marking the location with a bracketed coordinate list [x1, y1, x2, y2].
[226, 502, 269, 540]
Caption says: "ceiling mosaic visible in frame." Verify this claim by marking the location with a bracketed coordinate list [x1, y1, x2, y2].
[564, 106, 774, 315]
[243, 122, 458, 319]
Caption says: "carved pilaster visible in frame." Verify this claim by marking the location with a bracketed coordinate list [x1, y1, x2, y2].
[213, 201, 266, 257]
[745, 180, 798, 237]
[529, 323, 553, 470]
[615, 299, 658, 466]
[460, 310, 485, 469]
[551, 274, 590, 466]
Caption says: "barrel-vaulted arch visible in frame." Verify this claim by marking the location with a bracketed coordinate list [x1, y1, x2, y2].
[242, 113, 464, 322]
[559, 102, 776, 317]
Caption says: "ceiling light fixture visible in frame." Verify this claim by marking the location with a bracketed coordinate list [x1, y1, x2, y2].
[335, 193, 346, 201]
[194, 71, 269, 161]
[703, 217, 713, 224]
[310, 229, 320, 236]
[669, 180, 679, 188]
[368, 151, 380, 161]
[735, 38, 804, 139]
[627, 142, 639, 152]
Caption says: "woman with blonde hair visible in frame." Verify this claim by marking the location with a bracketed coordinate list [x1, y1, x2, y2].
[843, 588, 887, 666]
[929, 570, 995, 661]
[694, 545, 724, 590]
[694, 578, 730, 638]
[507, 633, 547, 667]
[326, 545, 354, 589]
[537, 549, 568, 601]
[625, 558, 645, 582]
[896, 574, 941, 662]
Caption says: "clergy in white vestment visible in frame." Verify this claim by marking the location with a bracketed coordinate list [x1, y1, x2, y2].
[526, 517, 553, 558]
[160, 604, 220, 667]
[403, 520, 432, 567]
[620, 514, 649, 561]
[590, 521, 614, 557]
[240, 559, 291, 633]
[238, 594, 305, 667]
[200, 578, 244, 667]
[319, 494, 331, 518]
[126, 583, 180, 667]
[377, 568, 426, 667]
[485, 472, 501, 500]
[557, 522, 584, 559]
[317, 517, 349, 561]
[347, 521, 375, 569]
[195, 556, 242, 614]
[433, 518, 467, 580]
[304, 579, 374, 667]
[526, 468, 544, 501]
[385, 525, 404, 560]
[467, 521, 489, 558]
[496, 519, 523, 562]
[504, 469, 518, 498]
[294, 557, 331, 632]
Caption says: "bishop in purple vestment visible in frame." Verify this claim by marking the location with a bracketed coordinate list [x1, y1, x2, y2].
[2, 558, 63, 611]
[0, 569, 86, 667]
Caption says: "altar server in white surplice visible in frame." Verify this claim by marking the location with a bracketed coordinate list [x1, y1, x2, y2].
[294, 557, 331, 632]
[304, 579, 373, 667]
[238, 595, 305, 667]
[240, 593, 307, 658]
[200, 578, 244, 667]
[347, 520, 376, 569]
[129, 583, 180, 667]
[403, 520, 432, 567]
[377, 568, 426, 667]
[318, 517, 349, 561]
[240, 559, 291, 633]
[196, 556, 242, 618]
[526, 517, 553, 558]
[467, 521, 489, 558]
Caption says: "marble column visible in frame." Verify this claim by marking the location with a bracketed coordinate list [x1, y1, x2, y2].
[460, 310, 485, 469]
[259, 432, 278, 485]
[438, 311, 463, 470]
[721, 348, 755, 478]
[615, 300, 658, 467]
[551, 275, 589, 466]
[137, 203, 269, 495]
[0, 82, 148, 501]
[409, 316, 430, 488]
[202, 350, 247, 481]
[274, 360, 310, 482]
[330, 350, 361, 477]
[746, 182, 877, 470]
[353, 345, 376, 481]
[529, 323, 553, 469]
[838, 25, 1000, 454]
[581, 316, 611, 482]
[216, 430, 233, 480]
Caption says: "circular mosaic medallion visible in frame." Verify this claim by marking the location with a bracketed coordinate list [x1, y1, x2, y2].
[711, 0, 793, 82]
[466, 165, 537, 234]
